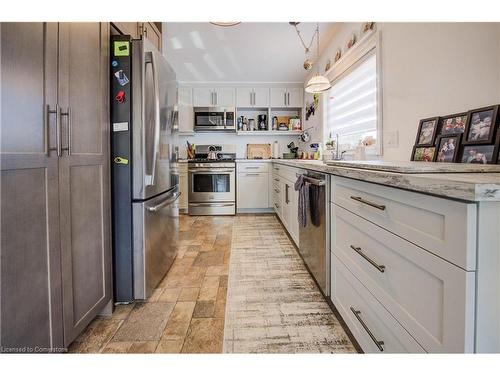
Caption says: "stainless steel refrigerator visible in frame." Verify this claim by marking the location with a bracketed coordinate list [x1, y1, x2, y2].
[111, 35, 179, 302]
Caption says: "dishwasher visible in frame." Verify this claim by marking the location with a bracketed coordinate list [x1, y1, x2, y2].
[297, 171, 329, 296]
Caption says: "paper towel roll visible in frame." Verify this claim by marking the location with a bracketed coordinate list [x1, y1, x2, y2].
[272, 141, 280, 159]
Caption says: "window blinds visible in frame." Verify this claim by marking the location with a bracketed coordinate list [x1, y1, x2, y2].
[326, 53, 377, 151]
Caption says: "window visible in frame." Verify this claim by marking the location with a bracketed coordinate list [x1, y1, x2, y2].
[325, 52, 379, 155]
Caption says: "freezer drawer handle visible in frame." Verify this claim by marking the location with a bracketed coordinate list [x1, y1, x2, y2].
[350, 245, 386, 273]
[350, 306, 385, 352]
[147, 192, 181, 212]
[350, 196, 386, 211]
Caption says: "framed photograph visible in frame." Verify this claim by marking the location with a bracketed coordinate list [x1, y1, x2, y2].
[438, 112, 468, 135]
[411, 146, 437, 162]
[435, 134, 461, 162]
[460, 144, 497, 164]
[463, 105, 499, 145]
[415, 117, 440, 146]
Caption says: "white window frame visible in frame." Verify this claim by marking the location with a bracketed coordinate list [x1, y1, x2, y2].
[324, 30, 383, 156]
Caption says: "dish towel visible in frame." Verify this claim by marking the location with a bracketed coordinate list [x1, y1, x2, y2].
[294, 175, 309, 228]
[309, 183, 324, 227]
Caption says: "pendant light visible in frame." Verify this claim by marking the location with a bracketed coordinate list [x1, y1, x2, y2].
[209, 22, 241, 27]
[305, 23, 331, 93]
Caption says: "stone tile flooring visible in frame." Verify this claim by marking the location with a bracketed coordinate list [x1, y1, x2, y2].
[69, 215, 232, 353]
[69, 214, 354, 354]
[224, 215, 355, 353]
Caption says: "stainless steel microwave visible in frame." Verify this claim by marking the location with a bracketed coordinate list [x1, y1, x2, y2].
[193, 107, 235, 132]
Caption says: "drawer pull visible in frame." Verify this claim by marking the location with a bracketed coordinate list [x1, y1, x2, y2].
[274, 188, 280, 193]
[274, 203, 279, 208]
[350, 306, 385, 352]
[350, 245, 386, 273]
[274, 178, 280, 182]
[245, 166, 260, 169]
[245, 173, 260, 176]
[350, 196, 386, 211]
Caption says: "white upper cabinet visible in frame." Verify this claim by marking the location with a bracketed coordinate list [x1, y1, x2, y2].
[215, 87, 235, 107]
[192, 87, 213, 107]
[236, 87, 270, 107]
[270, 88, 288, 107]
[192, 87, 235, 107]
[270, 87, 303, 108]
[178, 87, 193, 133]
[287, 87, 304, 108]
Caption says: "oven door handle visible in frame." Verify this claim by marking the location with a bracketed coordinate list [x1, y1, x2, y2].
[188, 168, 235, 173]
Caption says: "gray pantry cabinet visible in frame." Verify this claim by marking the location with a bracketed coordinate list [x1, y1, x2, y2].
[0, 22, 112, 351]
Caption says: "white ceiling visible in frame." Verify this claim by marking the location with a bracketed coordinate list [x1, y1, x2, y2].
[163, 22, 338, 83]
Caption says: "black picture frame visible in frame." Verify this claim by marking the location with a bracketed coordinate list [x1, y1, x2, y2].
[459, 144, 498, 164]
[438, 112, 468, 136]
[463, 105, 499, 145]
[435, 134, 461, 163]
[411, 146, 437, 162]
[415, 117, 440, 146]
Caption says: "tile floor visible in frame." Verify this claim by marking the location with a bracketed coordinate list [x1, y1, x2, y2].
[69, 214, 354, 354]
[69, 215, 232, 353]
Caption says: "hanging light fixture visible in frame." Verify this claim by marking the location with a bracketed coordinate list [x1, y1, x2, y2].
[209, 22, 241, 27]
[305, 23, 331, 93]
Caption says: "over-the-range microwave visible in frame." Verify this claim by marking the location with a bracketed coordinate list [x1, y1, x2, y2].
[193, 107, 235, 132]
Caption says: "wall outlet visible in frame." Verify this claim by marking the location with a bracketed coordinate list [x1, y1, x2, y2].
[383, 131, 399, 148]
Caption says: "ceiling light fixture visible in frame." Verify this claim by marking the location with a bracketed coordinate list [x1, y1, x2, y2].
[209, 22, 241, 27]
[291, 22, 332, 93]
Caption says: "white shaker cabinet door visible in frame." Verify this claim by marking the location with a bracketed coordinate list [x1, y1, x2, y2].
[253, 87, 270, 107]
[236, 87, 253, 107]
[270, 88, 287, 107]
[287, 87, 304, 108]
[237, 173, 269, 209]
[192, 87, 213, 107]
[214, 87, 235, 107]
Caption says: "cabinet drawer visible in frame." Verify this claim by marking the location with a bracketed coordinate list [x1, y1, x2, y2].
[332, 204, 475, 353]
[331, 176, 477, 270]
[237, 162, 269, 173]
[331, 254, 425, 353]
[273, 163, 300, 183]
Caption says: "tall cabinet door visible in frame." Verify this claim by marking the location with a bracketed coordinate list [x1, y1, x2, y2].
[57, 23, 112, 345]
[0, 23, 64, 350]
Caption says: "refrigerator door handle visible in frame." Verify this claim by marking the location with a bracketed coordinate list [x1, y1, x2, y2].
[146, 191, 181, 212]
[144, 51, 160, 186]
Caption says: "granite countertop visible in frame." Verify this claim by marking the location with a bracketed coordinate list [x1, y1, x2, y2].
[272, 159, 500, 202]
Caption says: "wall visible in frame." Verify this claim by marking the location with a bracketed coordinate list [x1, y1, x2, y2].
[177, 133, 300, 159]
[310, 22, 500, 161]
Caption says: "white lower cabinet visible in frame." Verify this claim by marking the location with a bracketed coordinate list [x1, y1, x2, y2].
[178, 163, 188, 212]
[330, 176, 476, 353]
[331, 254, 425, 353]
[272, 163, 299, 246]
[237, 172, 269, 209]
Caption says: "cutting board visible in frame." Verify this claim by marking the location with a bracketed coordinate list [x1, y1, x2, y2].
[247, 144, 272, 159]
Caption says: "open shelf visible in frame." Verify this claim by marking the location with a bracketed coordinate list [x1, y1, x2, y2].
[237, 130, 302, 136]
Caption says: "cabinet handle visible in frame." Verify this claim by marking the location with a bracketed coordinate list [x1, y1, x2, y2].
[287, 92, 290, 106]
[274, 178, 280, 182]
[274, 167, 280, 171]
[350, 245, 385, 273]
[285, 184, 289, 204]
[215, 91, 218, 106]
[55, 104, 61, 157]
[45, 104, 59, 156]
[245, 166, 259, 169]
[245, 173, 260, 176]
[350, 196, 386, 211]
[274, 203, 279, 208]
[350, 307, 384, 351]
[284, 92, 287, 106]
[274, 188, 280, 193]
[61, 107, 72, 155]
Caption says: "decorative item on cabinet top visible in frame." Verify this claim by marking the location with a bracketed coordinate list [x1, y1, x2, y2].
[247, 144, 272, 159]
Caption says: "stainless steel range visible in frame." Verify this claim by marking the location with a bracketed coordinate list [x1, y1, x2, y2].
[188, 145, 236, 215]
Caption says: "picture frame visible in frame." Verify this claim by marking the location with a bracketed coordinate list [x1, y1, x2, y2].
[414, 117, 440, 146]
[438, 112, 468, 135]
[435, 134, 461, 163]
[463, 105, 499, 145]
[459, 144, 498, 164]
[411, 146, 437, 162]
